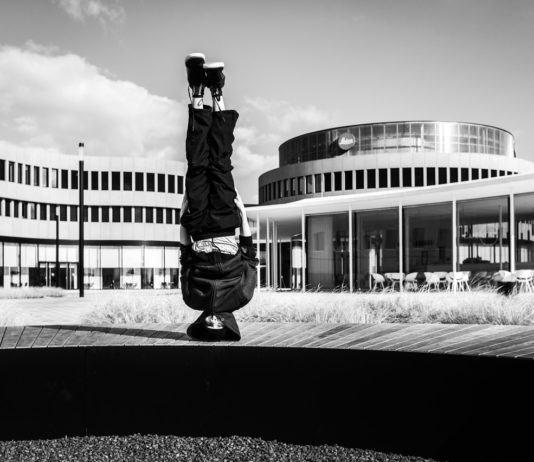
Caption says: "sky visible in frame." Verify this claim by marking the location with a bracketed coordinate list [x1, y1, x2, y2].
[0, 0, 534, 203]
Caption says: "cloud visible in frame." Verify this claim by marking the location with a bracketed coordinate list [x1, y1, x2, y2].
[0, 44, 184, 163]
[230, 97, 331, 203]
[54, 0, 125, 26]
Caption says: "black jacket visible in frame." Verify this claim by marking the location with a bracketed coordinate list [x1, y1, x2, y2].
[180, 235, 259, 314]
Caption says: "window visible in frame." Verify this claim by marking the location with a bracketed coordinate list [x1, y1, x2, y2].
[135, 207, 143, 223]
[112, 206, 120, 222]
[147, 173, 155, 191]
[0, 159, 4, 181]
[17, 163, 22, 183]
[135, 172, 144, 191]
[33, 166, 39, 186]
[481, 169, 488, 179]
[344, 171, 353, 190]
[427, 168, 436, 186]
[158, 173, 165, 192]
[40, 203, 47, 220]
[390, 168, 400, 188]
[146, 207, 154, 223]
[461, 168, 469, 181]
[21, 201, 27, 218]
[156, 207, 164, 223]
[49, 204, 57, 220]
[168, 174, 175, 193]
[83, 171, 88, 190]
[491, 169, 497, 177]
[91, 206, 99, 222]
[438, 167, 447, 184]
[42, 167, 49, 187]
[25, 165, 31, 185]
[5, 200, 11, 217]
[499, 170, 505, 177]
[306, 175, 313, 194]
[101, 207, 109, 223]
[123, 207, 132, 222]
[175, 209, 180, 224]
[334, 171, 342, 191]
[30, 203, 36, 219]
[60, 205, 67, 221]
[83, 206, 88, 222]
[414, 168, 424, 187]
[356, 170, 364, 189]
[324, 173, 332, 192]
[290, 177, 296, 196]
[112, 171, 120, 190]
[314, 173, 322, 193]
[101, 172, 109, 190]
[61, 169, 68, 189]
[51, 168, 58, 188]
[177, 175, 183, 194]
[70, 205, 77, 222]
[8, 161, 15, 182]
[166, 208, 173, 224]
[71, 170, 78, 189]
[124, 172, 132, 191]
[298, 177, 304, 195]
[450, 168, 458, 183]
[13, 200, 19, 217]
[379, 169, 388, 188]
[91, 171, 99, 190]
[367, 169, 376, 188]
[402, 168, 412, 187]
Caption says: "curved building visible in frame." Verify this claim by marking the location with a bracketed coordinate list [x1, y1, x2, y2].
[250, 121, 534, 291]
[0, 150, 185, 289]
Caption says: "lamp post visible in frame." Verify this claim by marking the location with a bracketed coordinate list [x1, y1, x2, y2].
[78, 142, 85, 297]
[55, 206, 59, 288]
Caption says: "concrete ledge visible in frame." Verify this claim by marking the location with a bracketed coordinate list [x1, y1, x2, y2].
[1, 323, 534, 462]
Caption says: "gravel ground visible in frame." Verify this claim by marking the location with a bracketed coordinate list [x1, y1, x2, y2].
[0, 434, 441, 462]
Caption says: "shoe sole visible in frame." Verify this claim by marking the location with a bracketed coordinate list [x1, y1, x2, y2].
[203, 61, 224, 70]
[185, 52, 205, 65]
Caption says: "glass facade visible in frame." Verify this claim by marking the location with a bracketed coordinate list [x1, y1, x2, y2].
[306, 213, 349, 290]
[515, 193, 534, 269]
[279, 122, 514, 166]
[354, 209, 399, 290]
[458, 197, 509, 273]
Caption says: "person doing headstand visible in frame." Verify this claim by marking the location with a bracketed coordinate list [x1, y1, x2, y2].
[179, 53, 258, 341]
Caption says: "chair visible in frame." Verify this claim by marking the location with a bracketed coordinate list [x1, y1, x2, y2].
[434, 271, 448, 290]
[404, 272, 419, 291]
[422, 272, 440, 291]
[514, 270, 534, 294]
[384, 272, 404, 290]
[371, 273, 386, 291]
[460, 271, 471, 291]
[446, 272, 467, 292]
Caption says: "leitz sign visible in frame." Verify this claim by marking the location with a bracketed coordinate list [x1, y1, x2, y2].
[337, 132, 356, 150]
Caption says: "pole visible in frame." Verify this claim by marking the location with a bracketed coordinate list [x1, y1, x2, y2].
[79, 142, 85, 297]
[55, 208, 59, 288]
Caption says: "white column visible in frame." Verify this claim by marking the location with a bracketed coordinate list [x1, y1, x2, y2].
[452, 199, 457, 293]
[398, 202, 403, 292]
[348, 205, 353, 292]
[272, 221, 278, 289]
[510, 193, 515, 273]
[301, 209, 306, 292]
[256, 212, 261, 292]
[266, 216, 271, 288]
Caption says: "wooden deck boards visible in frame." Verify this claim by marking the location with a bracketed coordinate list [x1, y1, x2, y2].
[0, 323, 534, 360]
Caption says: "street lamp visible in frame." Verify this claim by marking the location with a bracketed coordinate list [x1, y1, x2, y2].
[78, 142, 85, 297]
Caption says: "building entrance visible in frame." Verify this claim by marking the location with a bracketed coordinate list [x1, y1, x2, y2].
[38, 262, 78, 290]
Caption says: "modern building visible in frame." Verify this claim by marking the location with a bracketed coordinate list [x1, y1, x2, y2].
[0, 150, 186, 289]
[251, 121, 534, 290]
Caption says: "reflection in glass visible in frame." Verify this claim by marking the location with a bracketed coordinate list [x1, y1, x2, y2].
[515, 193, 534, 269]
[404, 203, 452, 274]
[306, 213, 349, 290]
[458, 196, 509, 273]
[354, 208, 399, 290]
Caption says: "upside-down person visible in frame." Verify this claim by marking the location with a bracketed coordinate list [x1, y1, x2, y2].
[179, 53, 259, 341]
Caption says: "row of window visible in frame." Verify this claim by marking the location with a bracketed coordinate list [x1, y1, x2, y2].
[0, 159, 184, 194]
[0, 199, 181, 225]
[259, 167, 517, 203]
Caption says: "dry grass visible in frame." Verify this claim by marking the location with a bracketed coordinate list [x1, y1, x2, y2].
[81, 288, 534, 326]
[0, 287, 65, 300]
